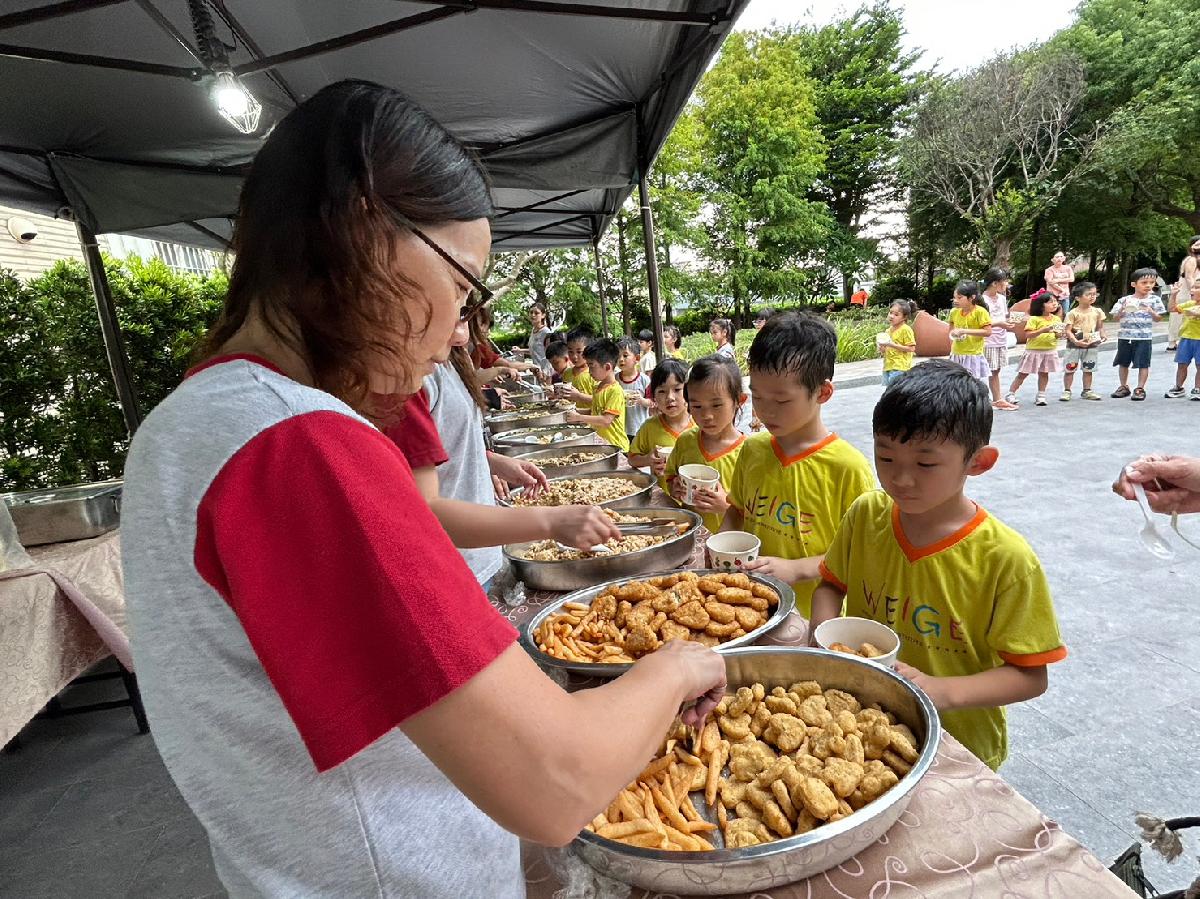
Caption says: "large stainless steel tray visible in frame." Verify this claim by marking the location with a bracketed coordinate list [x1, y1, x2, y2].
[508, 470, 655, 510]
[519, 569, 795, 677]
[485, 407, 569, 435]
[2, 480, 122, 546]
[509, 444, 621, 479]
[504, 505, 701, 592]
[490, 425, 600, 456]
[574, 647, 941, 894]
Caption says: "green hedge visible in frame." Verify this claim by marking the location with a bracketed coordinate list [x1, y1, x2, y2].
[678, 312, 890, 370]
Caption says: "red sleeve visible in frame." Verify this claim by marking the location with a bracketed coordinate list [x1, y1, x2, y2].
[382, 390, 449, 469]
[194, 411, 517, 771]
[475, 343, 501, 369]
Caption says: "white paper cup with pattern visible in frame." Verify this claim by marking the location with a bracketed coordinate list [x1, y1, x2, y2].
[706, 530, 761, 571]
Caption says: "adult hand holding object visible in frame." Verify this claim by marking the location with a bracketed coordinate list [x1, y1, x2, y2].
[1113, 454, 1200, 515]
[545, 505, 621, 551]
[488, 452, 548, 499]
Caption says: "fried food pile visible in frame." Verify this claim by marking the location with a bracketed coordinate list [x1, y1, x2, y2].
[515, 511, 687, 562]
[585, 681, 920, 851]
[827, 641, 887, 660]
[512, 476, 642, 507]
[538, 451, 609, 468]
[534, 572, 779, 663]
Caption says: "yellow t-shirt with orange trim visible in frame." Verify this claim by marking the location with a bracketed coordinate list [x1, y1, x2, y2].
[589, 381, 629, 452]
[1178, 301, 1200, 340]
[630, 415, 695, 491]
[562, 366, 596, 411]
[727, 431, 875, 618]
[818, 490, 1066, 770]
[948, 305, 992, 356]
[666, 429, 744, 534]
[883, 323, 916, 372]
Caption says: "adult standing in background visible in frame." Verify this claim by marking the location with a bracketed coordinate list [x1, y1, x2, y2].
[1168, 235, 1200, 352]
[1044, 251, 1075, 315]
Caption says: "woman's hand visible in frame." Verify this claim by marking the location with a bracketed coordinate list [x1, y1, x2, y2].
[489, 453, 548, 499]
[1113, 454, 1200, 515]
[545, 505, 622, 549]
[638, 639, 727, 729]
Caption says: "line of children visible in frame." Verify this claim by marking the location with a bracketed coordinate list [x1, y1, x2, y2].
[1061, 281, 1106, 401]
[879, 300, 917, 386]
[1165, 279, 1200, 400]
[627, 358, 694, 491]
[616, 336, 652, 445]
[725, 312, 876, 619]
[564, 337, 629, 452]
[665, 355, 746, 534]
[810, 361, 1066, 770]
[1004, 292, 1063, 406]
[947, 281, 994, 384]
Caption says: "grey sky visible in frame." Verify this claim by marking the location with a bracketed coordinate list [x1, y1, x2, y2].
[735, 0, 1080, 73]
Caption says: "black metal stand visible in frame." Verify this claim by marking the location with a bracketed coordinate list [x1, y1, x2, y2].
[638, 174, 664, 358]
[37, 662, 150, 735]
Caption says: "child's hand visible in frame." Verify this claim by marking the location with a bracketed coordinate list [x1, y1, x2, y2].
[564, 409, 583, 424]
[893, 661, 953, 709]
[690, 482, 729, 515]
[649, 454, 668, 478]
[668, 477, 687, 504]
[948, 328, 963, 339]
[743, 556, 821, 583]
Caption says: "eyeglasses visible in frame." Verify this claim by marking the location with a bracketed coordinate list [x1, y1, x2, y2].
[383, 205, 493, 321]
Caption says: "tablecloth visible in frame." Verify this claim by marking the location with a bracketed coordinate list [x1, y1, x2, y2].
[489, 510, 1134, 898]
[0, 531, 125, 746]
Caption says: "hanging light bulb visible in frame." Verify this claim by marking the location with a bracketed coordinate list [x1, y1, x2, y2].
[211, 70, 261, 134]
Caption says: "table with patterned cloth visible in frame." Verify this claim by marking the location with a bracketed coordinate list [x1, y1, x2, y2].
[0, 531, 125, 746]
[489, 514, 1134, 898]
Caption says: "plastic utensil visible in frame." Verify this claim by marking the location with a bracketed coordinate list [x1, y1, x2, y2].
[1129, 475, 1174, 560]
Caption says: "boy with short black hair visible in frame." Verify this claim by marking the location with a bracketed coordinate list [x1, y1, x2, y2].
[637, 329, 657, 373]
[725, 311, 875, 618]
[617, 336, 652, 442]
[810, 361, 1066, 770]
[565, 338, 629, 451]
[560, 325, 596, 411]
[1111, 268, 1165, 401]
[544, 340, 569, 384]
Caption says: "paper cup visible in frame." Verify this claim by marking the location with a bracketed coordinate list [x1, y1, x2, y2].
[678, 463, 719, 505]
[654, 445, 672, 461]
[813, 617, 900, 668]
[875, 332, 889, 346]
[706, 530, 761, 570]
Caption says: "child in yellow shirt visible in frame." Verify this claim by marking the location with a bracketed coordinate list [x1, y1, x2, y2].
[726, 312, 876, 618]
[1167, 280, 1200, 399]
[559, 325, 596, 411]
[810, 360, 1066, 769]
[879, 299, 917, 386]
[1005, 292, 1063, 406]
[947, 281, 993, 384]
[628, 359, 694, 491]
[565, 338, 628, 451]
[665, 356, 746, 533]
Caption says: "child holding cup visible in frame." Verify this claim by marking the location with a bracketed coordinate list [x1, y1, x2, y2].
[665, 355, 746, 533]
[627, 358, 693, 491]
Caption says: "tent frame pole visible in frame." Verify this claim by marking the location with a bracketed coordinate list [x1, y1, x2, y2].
[637, 175, 664, 359]
[77, 222, 141, 435]
[591, 240, 611, 337]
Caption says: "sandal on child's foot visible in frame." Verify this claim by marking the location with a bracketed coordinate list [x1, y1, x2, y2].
[992, 400, 1018, 411]
[1166, 386, 1185, 398]
[1132, 387, 1147, 401]
[1111, 385, 1131, 398]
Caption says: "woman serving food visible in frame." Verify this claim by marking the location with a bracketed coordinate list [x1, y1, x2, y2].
[121, 80, 725, 898]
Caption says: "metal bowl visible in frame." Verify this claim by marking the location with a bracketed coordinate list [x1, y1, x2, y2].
[510, 444, 621, 479]
[490, 426, 600, 456]
[508, 470, 655, 511]
[574, 647, 941, 894]
[485, 407, 570, 435]
[504, 505, 702, 592]
[519, 569, 796, 677]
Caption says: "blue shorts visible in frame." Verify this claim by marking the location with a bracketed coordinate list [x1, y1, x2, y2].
[1175, 338, 1200, 366]
[882, 369, 906, 386]
[1113, 339, 1152, 370]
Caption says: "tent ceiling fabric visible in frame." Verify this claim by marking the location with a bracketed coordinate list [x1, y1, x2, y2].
[0, 0, 748, 251]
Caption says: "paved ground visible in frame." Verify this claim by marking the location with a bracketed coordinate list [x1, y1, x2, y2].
[2, 335, 1198, 897]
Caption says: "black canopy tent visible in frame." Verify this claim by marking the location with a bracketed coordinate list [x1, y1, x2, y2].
[0, 0, 749, 433]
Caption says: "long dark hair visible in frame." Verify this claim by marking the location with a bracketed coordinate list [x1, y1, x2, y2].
[449, 347, 488, 411]
[199, 79, 492, 411]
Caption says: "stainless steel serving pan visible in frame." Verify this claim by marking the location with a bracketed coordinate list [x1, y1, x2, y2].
[484, 407, 569, 435]
[507, 470, 655, 510]
[504, 505, 701, 592]
[574, 646, 941, 894]
[490, 426, 601, 456]
[519, 568, 795, 677]
[509, 445, 621, 479]
[2, 480, 122, 546]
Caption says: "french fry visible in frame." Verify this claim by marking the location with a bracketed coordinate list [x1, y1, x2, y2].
[636, 754, 674, 784]
[663, 825, 703, 851]
[674, 746, 704, 767]
[651, 782, 691, 832]
[684, 819, 717, 834]
[680, 794, 702, 822]
[660, 770, 677, 809]
[700, 720, 720, 756]
[597, 818, 656, 839]
[670, 766, 693, 810]
[624, 831, 669, 849]
[705, 744, 722, 807]
[563, 601, 590, 611]
[717, 803, 728, 831]
[641, 786, 661, 830]
[590, 812, 609, 831]
[617, 789, 642, 823]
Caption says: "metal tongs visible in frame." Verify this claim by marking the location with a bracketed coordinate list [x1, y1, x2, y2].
[614, 519, 680, 536]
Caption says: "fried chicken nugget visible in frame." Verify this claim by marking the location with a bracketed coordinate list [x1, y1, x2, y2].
[823, 689, 861, 716]
[727, 830, 762, 849]
[793, 755, 824, 778]
[615, 600, 632, 628]
[828, 641, 857, 655]
[764, 694, 799, 716]
[734, 606, 767, 631]
[889, 729, 920, 764]
[623, 624, 659, 656]
[821, 757, 865, 798]
[705, 620, 739, 638]
[695, 633, 720, 648]
[811, 732, 846, 761]
[671, 600, 710, 630]
[617, 581, 661, 602]
[863, 723, 892, 760]
[754, 757, 793, 788]
[729, 740, 776, 782]
[726, 817, 771, 844]
[834, 710, 859, 737]
[843, 733, 866, 766]
[716, 587, 766, 612]
[794, 808, 820, 834]
[703, 601, 736, 624]
[760, 798, 794, 838]
[719, 779, 748, 810]
[882, 749, 913, 776]
[849, 764, 899, 809]
[770, 778, 797, 821]
[749, 703, 772, 738]
[651, 591, 682, 613]
[857, 707, 890, 729]
[718, 713, 752, 742]
[592, 594, 617, 620]
[796, 694, 831, 727]
[750, 581, 778, 601]
[789, 681, 823, 700]
[859, 641, 884, 658]
[695, 577, 726, 595]
[659, 621, 692, 642]
[763, 713, 807, 753]
[625, 601, 655, 628]
[794, 776, 839, 820]
[733, 801, 763, 822]
[718, 572, 752, 590]
[728, 686, 755, 717]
